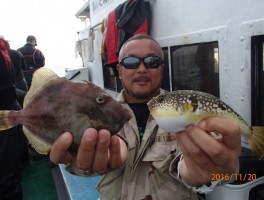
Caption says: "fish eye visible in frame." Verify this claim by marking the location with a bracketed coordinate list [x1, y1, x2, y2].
[96, 94, 106, 104]
[156, 95, 165, 103]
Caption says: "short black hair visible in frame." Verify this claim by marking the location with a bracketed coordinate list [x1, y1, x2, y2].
[26, 35, 36, 42]
[118, 34, 164, 60]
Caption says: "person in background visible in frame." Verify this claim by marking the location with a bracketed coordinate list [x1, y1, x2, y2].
[0, 37, 28, 200]
[0, 35, 28, 106]
[50, 34, 241, 200]
[18, 35, 45, 88]
[9, 48, 28, 92]
[9, 48, 28, 107]
[8, 40, 28, 107]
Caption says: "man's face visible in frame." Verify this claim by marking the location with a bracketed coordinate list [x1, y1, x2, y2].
[117, 38, 164, 103]
[33, 40, 38, 46]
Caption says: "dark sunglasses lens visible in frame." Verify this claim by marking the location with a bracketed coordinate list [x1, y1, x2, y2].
[144, 56, 162, 68]
[122, 57, 140, 69]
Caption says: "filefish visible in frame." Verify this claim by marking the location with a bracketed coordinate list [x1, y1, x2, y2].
[0, 68, 132, 155]
[147, 90, 264, 159]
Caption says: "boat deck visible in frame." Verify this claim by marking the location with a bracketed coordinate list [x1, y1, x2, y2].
[21, 151, 100, 200]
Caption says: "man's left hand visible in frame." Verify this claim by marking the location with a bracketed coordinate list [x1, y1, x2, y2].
[176, 117, 241, 186]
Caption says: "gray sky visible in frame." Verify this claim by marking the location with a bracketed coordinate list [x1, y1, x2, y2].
[0, 0, 85, 76]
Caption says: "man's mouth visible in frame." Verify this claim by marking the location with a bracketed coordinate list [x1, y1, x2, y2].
[133, 76, 151, 83]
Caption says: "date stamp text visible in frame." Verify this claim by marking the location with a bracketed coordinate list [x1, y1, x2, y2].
[211, 173, 257, 181]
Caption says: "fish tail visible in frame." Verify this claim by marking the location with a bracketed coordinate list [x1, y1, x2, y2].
[0, 110, 18, 130]
[247, 126, 264, 159]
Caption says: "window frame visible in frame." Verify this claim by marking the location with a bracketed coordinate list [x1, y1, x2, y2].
[251, 35, 264, 126]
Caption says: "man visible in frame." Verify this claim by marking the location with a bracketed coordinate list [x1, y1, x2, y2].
[50, 34, 241, 200]
[9, 49, 28, 91]
[8, 47, 28, 107]
[0, 36, 27, 90]
[18, 35, 45, 88]
[0, 35, 28, 105]
[0, 37, 28, 200]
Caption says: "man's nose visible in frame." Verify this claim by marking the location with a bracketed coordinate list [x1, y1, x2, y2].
[137, 61, 147, 71]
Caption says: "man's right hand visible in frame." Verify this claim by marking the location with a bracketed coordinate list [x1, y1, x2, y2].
[49, 128, 128, 174]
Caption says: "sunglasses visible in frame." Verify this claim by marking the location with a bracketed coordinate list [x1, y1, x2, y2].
[119, 56, 163, 69]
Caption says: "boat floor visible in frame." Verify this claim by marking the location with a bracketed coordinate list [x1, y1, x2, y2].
[21, 154, 58, 200]
[21, 148, 100, 200]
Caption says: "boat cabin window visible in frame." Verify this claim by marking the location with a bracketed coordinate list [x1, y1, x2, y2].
[170, 42, 219, 97]
[103, 66, 116, 91]
[103, 66, 123, 92]
[251, 35, 264, 126]
[161, 47, 170, 91]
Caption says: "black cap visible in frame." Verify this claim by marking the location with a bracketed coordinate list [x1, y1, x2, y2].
[26, 35, 36, 42]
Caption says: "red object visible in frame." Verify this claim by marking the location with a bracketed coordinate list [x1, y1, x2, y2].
[0, 38, 12, 70]
[102, 0, 152, 70]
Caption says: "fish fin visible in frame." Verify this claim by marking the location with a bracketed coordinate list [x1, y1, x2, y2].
[23, 67, 59, 108]
[23, 126, 52, 155]
[182, 103, 198, 112]
[248, 126, 264, 159]
[0, 110, 18, 130]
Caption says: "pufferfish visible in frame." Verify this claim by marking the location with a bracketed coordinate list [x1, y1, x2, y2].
[147, 90, 264, 159]
[0, 68, 132, 155]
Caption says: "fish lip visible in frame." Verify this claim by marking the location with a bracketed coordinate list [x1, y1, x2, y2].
[127, 109, 133, 119]
[110, 124, 122, 134]
[111, 110, 132, 134]
[147, 98, 153, 106]
[147, 96, 156, 107]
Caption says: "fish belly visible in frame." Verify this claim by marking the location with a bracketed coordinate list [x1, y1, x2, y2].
[155, 115, 198, 133]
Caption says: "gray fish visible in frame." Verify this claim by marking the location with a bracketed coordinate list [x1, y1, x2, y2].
[0, 68, 132, 155]
[147, 90, 264, 159]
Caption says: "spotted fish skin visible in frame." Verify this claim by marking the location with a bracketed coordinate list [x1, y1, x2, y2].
[0, 68, 132, 155]
[147, 90, 264, 159]
[147, 90, 250, 134]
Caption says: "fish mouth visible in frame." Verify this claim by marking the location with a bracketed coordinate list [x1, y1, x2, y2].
[108, 111, 132, 134]
[110, 124, 122, 134]
[147, 98, 154, 108]
[126, 109, 133, 120]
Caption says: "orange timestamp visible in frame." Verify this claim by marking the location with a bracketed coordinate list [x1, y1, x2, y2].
[211, 173, 257, 181]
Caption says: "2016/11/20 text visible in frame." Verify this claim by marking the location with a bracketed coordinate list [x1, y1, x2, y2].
[211, 173, 257, 181]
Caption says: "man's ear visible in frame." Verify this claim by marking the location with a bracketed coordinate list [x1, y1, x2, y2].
[116, 64, 122, 79]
